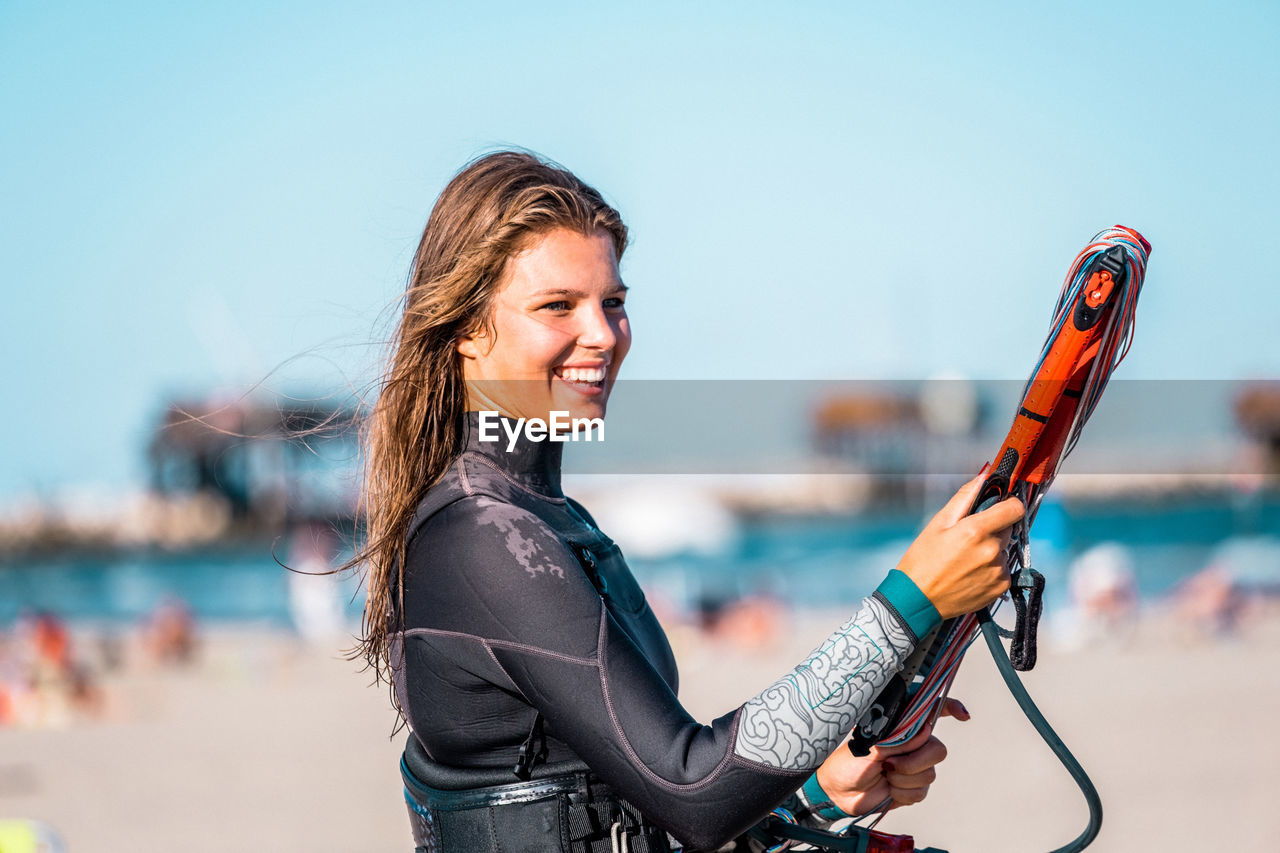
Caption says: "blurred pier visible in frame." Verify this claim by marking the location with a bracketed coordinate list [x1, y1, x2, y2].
[0, 396, 359, 563]
[3, 380, 1279, 563]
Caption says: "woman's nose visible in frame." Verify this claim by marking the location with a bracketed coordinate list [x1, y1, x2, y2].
[576, 307, 617, 351]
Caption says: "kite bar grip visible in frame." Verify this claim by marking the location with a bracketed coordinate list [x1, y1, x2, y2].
[972, 448, 1018, 514]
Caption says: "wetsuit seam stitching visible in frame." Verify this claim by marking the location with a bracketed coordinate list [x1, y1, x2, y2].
[480, 641, 531, 705]
[487, 639, 596, 667]
[480, 641, 507, 683]
[457, 456, 473, 495]
[488, 804, 502, 853]
[397, 627, 524, 696]
[463, 452, 568, 503]
[726, 752, 811, 776]
[401, 627, 597, 667]
[596, 601, 739, 793]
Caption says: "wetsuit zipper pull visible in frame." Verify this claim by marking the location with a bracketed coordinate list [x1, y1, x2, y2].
[575, 545, 609, 599]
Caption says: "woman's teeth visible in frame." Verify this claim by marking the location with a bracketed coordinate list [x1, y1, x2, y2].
[557, 367, 605, 384]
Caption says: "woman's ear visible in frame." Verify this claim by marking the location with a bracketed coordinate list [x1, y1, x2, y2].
[455, 326, 487, 360]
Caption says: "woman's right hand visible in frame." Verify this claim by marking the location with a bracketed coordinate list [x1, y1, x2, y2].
[896, 470, 1025, 620]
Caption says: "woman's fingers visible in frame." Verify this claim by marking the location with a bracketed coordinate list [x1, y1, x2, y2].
[817, 745, 888, 796]
[885, 765, 937, 790]
[966, 495, 1025, 536]
[833, 777, 892, 816]
[889, 782, 932, 806]
[855, 723, 961, 812]
[885, 768, 936, 794]
[859, 778, 893, 813]
[898, 480, 1024, 620]
[931, 469, 988, 528]
[936, 697, 970, 721]
[883, 735, 947, 776]
[870, 724, 933, 759]
[836, 756, 887, 791]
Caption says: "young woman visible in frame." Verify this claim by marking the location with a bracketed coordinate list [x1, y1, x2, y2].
[357, 151, 1023, 852]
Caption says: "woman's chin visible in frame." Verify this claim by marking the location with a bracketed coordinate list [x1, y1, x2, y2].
[550, 380, 610, 421]
[560, 399, 608, 423]
[548, 395, 608, 425]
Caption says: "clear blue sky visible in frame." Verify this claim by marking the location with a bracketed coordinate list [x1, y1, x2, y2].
[2, 1, 1277, 495]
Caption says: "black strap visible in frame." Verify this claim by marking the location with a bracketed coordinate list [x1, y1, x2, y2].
[1008, 567, 1046, 671]
[402, 758, 671, 852]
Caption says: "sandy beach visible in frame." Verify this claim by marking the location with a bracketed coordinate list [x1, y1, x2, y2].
[1, 611, 1276, 853]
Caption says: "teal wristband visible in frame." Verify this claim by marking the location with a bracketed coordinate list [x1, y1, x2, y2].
[801, 772, 849, 821]
[875, 569, 943, 642]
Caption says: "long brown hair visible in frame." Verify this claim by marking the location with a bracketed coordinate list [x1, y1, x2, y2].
[355, 150, 628, 690]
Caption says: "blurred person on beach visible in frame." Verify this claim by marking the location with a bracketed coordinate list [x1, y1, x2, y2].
[350, 151, 1024, 852]
[144, 597, 197, 667]
[287, 522, 347, 646]
[695, 592, 786, 651]
[1, 610, 103, 727]
[1169, 564, 1246, 641]
[1053, 543, 1139, 651]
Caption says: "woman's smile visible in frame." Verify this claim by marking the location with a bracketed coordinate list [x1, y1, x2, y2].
[553, 362, 609, 395]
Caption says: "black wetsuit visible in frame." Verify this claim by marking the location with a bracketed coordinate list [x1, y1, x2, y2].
[394, 413, 941, 852]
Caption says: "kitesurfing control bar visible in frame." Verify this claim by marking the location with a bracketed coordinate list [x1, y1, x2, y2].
[843, 226, 1150, 852]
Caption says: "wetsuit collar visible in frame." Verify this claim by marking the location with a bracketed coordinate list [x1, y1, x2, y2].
[462, 410, 564, 498]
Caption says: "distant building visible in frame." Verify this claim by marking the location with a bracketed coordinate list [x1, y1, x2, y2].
[148, 396, 361, 532]
[812, 383, 987, 506]
[814, 390, 924, 474]
[1235, 383, 1280, 482]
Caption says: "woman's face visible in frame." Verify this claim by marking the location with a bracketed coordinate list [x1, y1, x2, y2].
[457, 228, 630, 423]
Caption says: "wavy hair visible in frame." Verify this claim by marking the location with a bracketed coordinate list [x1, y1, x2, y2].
[355, 151, 628, 695]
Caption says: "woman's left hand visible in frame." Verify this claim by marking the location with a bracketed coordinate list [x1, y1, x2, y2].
[812, 697, 970, 815]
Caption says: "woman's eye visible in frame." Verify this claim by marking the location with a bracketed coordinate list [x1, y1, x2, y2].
[540, 300, 571, 312]
[603, 297, 626, 311]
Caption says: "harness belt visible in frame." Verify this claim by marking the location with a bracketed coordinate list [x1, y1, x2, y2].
[400, 735, 673, 853]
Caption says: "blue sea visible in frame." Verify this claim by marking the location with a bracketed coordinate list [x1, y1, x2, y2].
[2, 494, 1277, 628]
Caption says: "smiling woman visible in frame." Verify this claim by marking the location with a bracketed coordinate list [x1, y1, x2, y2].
[354, 152, 630, 687]
[457, 227, 630, 422]
[354, 151, 1023, 853]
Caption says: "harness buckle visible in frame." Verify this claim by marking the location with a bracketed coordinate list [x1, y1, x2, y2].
[513, 713, 548, 781]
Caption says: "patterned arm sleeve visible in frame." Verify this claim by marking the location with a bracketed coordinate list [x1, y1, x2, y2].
[733, 595, 915, 771]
